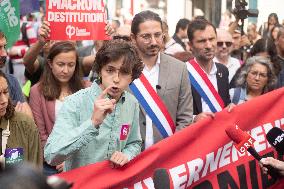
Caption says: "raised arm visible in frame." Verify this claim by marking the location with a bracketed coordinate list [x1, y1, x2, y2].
[23, 21, 50, 74]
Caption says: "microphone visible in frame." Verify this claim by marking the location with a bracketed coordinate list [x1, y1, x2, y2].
[266, 127, 284, 155]
[225, 125, 280, 179]
[156, 85, 161, 90]
[153, 168, 171, 189]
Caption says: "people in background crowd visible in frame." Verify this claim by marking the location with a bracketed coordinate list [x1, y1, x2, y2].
[8, 16, 37, 85]
[214, 29, 241, 83]
[247, 23, 261, 45]
[271, 25, 283, 42]
[44, 40, 144, 171]
[164, 18, 190, 55]
[29, 41, 86, 175]
[230, 56, 277, 104]
[275, 27, 284, 87]
[0, 31, 25, 104]
[250, 38, 282, 77]
[259, 13, 280, 38]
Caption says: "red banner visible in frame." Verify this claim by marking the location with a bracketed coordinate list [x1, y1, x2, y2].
[58, 87, 284, 189]
[46, 0, 109, 40]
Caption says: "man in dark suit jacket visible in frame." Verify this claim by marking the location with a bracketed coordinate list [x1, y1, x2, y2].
[187, 19, 231, 122]
[130, 11, 193, 150]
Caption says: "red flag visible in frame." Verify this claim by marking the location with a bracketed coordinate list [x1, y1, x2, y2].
[57, 87, 284, 189]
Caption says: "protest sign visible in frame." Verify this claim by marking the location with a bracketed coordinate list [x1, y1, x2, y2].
[0, 0, 20, 47]
[46, 0, 109, 40]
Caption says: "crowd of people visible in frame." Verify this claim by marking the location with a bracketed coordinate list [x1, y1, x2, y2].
[0, 8, 284, 188]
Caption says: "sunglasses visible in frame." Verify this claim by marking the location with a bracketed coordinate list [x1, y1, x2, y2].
[217, 41, 233, 47]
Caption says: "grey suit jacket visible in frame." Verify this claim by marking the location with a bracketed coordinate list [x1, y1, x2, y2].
[139, 53, 193, 149]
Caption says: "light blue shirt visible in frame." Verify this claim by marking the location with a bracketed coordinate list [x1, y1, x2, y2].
[44, 82, 142, 171]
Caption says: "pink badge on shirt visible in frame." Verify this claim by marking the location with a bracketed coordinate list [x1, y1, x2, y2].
[120, 124, 130, 140]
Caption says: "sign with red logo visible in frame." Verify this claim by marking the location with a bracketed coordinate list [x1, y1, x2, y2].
[46, 0, 110, 40]
[120, 124, 130, 141]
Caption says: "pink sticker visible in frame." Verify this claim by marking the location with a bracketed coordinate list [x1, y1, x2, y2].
[120, 124, 130, 140]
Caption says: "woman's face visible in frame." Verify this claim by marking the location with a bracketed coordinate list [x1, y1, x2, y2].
[268, 16, 277, 26]
[246, 63, 269, 93]
[0, 76, 9, 117]
[49, 51, 77, 85]
[272, 27, 280, 40]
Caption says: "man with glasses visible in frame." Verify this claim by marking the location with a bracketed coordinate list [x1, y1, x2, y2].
[130, 10, 193, 150]
[213, 29, 241, 83]
[187, 19, 231, 123]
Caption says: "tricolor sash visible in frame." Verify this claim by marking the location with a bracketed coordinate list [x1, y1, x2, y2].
[129, 73, 175, 138]
[187, 59, 224, 112]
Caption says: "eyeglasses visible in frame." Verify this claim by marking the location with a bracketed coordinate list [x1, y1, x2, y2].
[137, 32, 164, 43]
[113, 35, 131, 41]
[248, 70, 268, 79]
[217, 41, 233, 47]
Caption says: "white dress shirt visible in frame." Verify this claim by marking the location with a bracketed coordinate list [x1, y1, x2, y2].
[200, 62, 218, 113]
[213, 56, 241, 82]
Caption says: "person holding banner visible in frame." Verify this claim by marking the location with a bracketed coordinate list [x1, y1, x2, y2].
[129, 10, 193, 150]
[187, 18, 231, 123]
[230, 56, 277, 104]
[44, 40, 144, 171]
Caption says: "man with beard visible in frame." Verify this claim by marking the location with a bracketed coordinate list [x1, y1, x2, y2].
[213, 29, 241, 83]
[130, 10, 193, 150]
[187, 19, 231, 123]
[0, 30, 24, 104]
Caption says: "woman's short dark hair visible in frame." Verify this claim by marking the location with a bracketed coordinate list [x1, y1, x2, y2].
[235, 56, 277, 93]
[93, 39, 144, 81]
[0, 71, 14, 120]
[39, 41, 84, 100]
[131, 10, 162, 35]
[249, 38, 281, 75]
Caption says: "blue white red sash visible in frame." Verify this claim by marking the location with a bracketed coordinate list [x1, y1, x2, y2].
[187, 59, 224, 112]
[129, 73, 175, 138]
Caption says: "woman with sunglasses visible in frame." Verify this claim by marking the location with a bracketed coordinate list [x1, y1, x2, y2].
[213, 29, 242, 83]
[230, 56, 277, 105]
